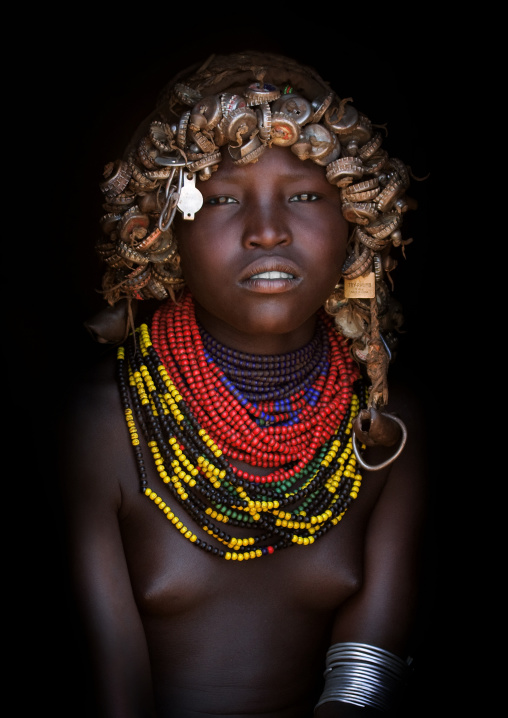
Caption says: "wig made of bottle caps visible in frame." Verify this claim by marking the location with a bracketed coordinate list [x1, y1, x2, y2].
[89, 51, 417, 411]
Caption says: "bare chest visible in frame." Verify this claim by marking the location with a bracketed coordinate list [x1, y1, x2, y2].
[118, 460, 382, 620]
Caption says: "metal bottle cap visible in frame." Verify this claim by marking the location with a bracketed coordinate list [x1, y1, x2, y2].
[244, 82, 281, 105]
[173, 83, 202, 106]
[190, 95, 222, 130]
[221, 107, 258, 144]
[270, 112, 300, 146]
[271, 95, 312, 125]
[324, 103, 359, 133]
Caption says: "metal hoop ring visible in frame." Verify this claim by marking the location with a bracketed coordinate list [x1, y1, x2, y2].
[352, 413, 407, 471]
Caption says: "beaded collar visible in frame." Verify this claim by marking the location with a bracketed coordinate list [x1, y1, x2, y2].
[117, 293, 368, 560]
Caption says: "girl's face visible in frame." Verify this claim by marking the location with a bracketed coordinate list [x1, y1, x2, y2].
[176, 145, 349, 354]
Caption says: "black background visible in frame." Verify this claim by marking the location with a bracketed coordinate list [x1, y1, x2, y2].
[12, 19, 465, 717]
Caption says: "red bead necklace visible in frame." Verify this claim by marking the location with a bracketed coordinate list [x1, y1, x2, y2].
[151, 293, 360, 484]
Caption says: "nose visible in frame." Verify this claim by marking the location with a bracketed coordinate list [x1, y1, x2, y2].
[241, 203, 291, 249]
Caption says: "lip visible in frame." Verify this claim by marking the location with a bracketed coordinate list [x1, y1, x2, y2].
[239, 257, 303, 293]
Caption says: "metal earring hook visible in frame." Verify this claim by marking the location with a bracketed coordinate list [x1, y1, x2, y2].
[154, 155, 187, 232]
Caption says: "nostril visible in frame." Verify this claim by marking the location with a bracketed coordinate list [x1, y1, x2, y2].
[244, 226, 291, 248]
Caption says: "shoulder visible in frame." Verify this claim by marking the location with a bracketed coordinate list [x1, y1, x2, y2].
[355, 372, 429, 525]
[60, 347, 120, 436]
[353, 375, 430, 585]
[58, 346, 133, 506]
[369, 374, 429, 521]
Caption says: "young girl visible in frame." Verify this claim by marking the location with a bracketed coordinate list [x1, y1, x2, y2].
[60, 51, 429, 717]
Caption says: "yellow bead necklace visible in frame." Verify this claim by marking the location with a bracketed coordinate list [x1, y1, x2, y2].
[117, 306, 367, 560]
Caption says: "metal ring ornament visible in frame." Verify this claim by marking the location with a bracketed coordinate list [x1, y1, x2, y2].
[158, 166, 184, 232]
[352, 414, 408, 470]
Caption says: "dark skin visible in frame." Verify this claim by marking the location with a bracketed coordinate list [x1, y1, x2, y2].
[60, 147, 428, 717]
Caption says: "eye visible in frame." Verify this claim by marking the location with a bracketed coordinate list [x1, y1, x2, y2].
[289, 192, 321, 202]
[206, 195, 238, 205]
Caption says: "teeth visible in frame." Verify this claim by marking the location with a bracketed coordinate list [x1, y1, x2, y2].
[250, 271, 294, 279]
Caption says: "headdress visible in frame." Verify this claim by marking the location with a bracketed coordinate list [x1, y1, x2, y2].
[90, 51, 416, 417]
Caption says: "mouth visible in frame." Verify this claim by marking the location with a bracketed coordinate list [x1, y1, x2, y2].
[250, 270, 295, 280]
[240, 260, 302, 293]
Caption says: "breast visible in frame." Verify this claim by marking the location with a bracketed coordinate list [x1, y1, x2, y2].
[120, 491, 366, 619]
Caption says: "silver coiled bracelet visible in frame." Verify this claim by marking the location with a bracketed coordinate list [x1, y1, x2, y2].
[314, 642, 413, 713]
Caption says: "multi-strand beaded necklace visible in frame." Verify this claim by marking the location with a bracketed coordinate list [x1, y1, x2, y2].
[117, 292, 367, 560]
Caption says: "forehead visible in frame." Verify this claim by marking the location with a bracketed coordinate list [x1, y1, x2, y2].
[200, 145, 333, 186]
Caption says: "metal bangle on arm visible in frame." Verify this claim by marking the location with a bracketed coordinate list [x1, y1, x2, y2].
[314, 642, 413, 713]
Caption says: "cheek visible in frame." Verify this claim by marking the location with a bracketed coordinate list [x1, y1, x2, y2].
[176, 211, 232, 257]
[177, 232, 232, 295]
[176, 219, 208, 271]
[316, 213, 350, 267]
[305, 218, 349, 296]
[315, 250, 344, 295]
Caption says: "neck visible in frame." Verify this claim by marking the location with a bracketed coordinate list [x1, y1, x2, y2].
[193, 301, 319, 355]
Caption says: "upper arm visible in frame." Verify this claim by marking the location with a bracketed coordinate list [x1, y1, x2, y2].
[330, 383, 430, 656]
[58, 357, 155, 717]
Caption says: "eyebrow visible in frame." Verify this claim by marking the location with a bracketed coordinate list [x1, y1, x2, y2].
[203, 169, 327, 185]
